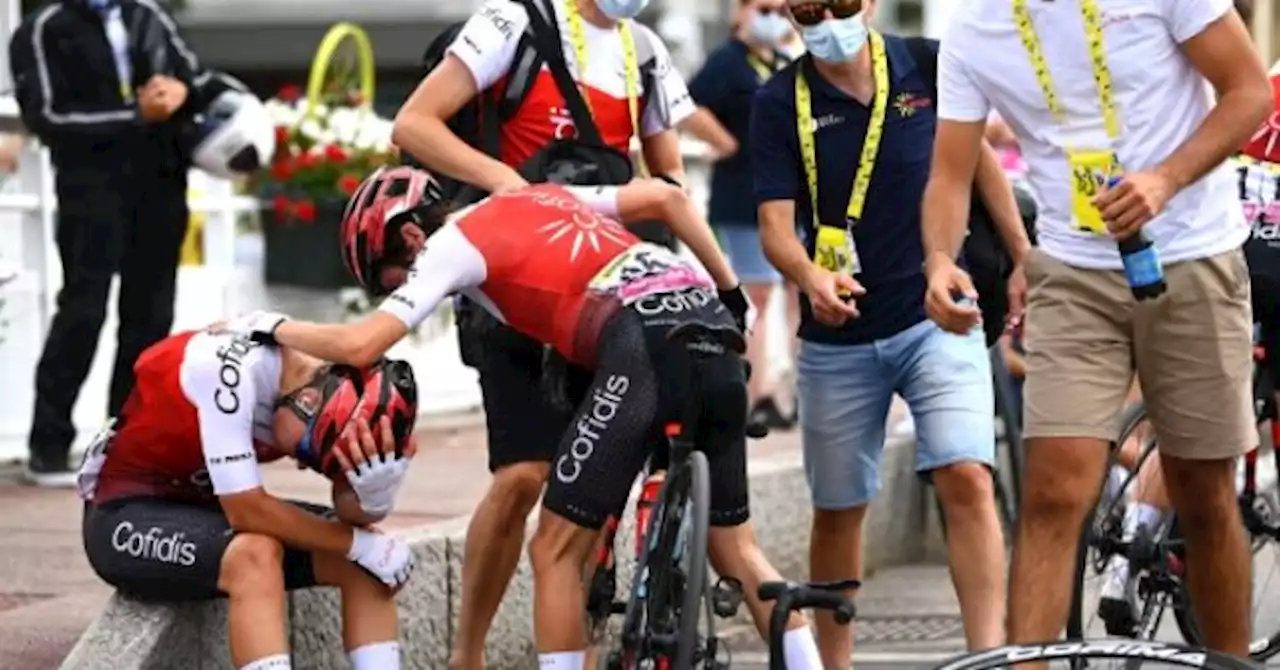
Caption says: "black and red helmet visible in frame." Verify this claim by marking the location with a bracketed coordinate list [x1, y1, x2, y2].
[353, 358, 419, 457]
[277, 365, 365, 479]
[340, 165, 445, 295]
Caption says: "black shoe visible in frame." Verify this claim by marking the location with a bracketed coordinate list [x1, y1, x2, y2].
[23, 453, 77, 488]
[750, 396, 795, 430]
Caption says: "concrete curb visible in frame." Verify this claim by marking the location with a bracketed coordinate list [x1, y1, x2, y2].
[60, 437, 928, 670]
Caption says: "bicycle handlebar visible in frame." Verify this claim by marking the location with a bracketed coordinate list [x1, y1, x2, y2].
[760, 580, 859, 670]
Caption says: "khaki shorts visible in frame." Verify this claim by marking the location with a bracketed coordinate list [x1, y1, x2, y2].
[1022, 247, 1254, 460]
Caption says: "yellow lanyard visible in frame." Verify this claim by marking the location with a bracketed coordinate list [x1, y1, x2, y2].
[747, 53, 774, 83]
[1012, 0, 1122, 235]
[795, 30, 889, 230]
[563, 0, 640, 141]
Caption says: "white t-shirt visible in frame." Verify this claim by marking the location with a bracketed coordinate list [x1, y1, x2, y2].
[446, 0, 695, 165]
[937, 0, 1246, 270]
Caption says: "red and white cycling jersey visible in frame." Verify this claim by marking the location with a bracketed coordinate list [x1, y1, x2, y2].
[379, 183, 712, 366]
[447, 0, 695, 167]
[1240, 62, 1280, 165]
[81, 330, 286, 505]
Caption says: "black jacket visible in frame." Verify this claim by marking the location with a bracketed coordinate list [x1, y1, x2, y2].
[8, 0, 209, 174]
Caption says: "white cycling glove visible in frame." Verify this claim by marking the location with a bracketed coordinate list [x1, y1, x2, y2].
[227, 310, 289, 346]
[347, 528, 415, 588]
[346, 455, 412, 518]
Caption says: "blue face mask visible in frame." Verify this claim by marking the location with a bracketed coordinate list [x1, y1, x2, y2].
[595, 0, 650, 20]
[799, 11, 869, 63]
[748, 12, 790, 45]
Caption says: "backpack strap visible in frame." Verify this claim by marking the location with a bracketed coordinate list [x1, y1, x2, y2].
[516, 0, 607, 146]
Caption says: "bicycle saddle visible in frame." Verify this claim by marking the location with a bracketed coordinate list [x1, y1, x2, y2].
[666, 321, 747, 357]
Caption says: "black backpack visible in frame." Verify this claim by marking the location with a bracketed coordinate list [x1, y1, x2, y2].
[904, 37, 1038, 348]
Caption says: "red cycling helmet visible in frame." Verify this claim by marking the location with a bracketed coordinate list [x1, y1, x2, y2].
[277, 365, 365, 479]
[340, 165, 445, 294]
[353, 358, 419, 457]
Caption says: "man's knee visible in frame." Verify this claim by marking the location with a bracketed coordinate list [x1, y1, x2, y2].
[1022, 438, 1108, 519]
[812, 506, 867, 537]
[488, 461, 550, 515]
[528, 512, 592, 575]
[1163, 455, 1239, 526]
[219, 533, 285, 595]
[931, 461, 995, 513]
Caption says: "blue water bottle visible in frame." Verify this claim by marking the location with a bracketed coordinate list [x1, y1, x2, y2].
[1109, 177, 1167, 301]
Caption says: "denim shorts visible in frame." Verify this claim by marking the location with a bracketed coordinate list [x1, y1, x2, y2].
[797, 319, 995, 510]
[716, 224, 780, 284]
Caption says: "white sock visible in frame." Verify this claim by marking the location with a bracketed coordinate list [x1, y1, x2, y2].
[240, 655, 291, 670]
[1101, 554, 1130, 598]
[350, 641, 401, 670]
[538, 650, 586, 670]
[783, 627, 823, 670]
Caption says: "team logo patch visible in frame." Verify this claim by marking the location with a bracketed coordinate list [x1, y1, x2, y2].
[894, 92, 932, 118]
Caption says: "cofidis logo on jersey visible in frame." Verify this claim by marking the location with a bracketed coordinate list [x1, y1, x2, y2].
[214, 334, 255, 414]
[555, 374, 630, 484]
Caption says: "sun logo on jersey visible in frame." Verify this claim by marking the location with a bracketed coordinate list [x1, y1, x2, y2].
[1250, 111, 1280, 161]
[538, 211, 631, 261]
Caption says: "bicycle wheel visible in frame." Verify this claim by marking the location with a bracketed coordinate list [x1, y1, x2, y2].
[617, 451, 711, 669]
[930, 640, 1258, 670]
[1070, 407, 1188, 642]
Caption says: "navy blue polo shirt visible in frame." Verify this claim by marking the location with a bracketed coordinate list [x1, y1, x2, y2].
[689, 40, 788, 226]
[750, 35, 938, 345]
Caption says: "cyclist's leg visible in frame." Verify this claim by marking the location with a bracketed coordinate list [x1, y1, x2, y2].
[288, 501, 401, 669]
[452, 331, 584, 669]
[84, 498, 291, 667]
[795, 337, 894, 669]
[698, 351, 822, 669]
[898, 321, 1004, 650]
[1012, 250, 1132, 646]
[1136, 249, 1254, 657]
[534, 313, 656, 668]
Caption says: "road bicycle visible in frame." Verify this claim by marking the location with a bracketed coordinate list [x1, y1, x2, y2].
[932, 639, 1260, 669]
[759, 579, 858, 670]
[587, 320, 758, 669]
[1068, 329, 1280, 660]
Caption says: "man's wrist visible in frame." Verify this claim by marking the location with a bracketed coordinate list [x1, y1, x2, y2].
[923, 250, 956, 277]
[1153, 161, 1188, 192]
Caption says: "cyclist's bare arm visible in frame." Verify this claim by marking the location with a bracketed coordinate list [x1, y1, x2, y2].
[393, 55, 525, 193]
[974, 141, 1031, 263]
[188, 353, 357, 555]
[640, 127, 689, 186]
[570, 181, 740, 290]
[272, 235, 481, 368]
[333, 479, 384, 527]
[1158, 8, 1271, 191]
[678, 108, 738, 158]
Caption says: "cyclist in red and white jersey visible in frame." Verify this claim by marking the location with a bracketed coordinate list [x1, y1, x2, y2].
[79, 328, 419, 670]
[235, 168, 825, 669]
[395, 4, 697, 662]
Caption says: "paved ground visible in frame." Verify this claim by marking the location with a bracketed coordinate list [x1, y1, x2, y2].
[0, 411, 815, 670]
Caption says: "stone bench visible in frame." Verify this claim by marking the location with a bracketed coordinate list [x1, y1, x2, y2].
[61, 439, 930, 670]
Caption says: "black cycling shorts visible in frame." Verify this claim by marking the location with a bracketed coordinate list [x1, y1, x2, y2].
[472, 314, 670, 473]
[1253, 272, 1280, 393]
[82, 497, 328, 602]
[542, 288, 751, 530]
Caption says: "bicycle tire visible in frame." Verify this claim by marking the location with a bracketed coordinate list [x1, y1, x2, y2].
[671, 450, 711, 669]
[930, 640, 1258, 670]
[1067, 404, 1160, 641]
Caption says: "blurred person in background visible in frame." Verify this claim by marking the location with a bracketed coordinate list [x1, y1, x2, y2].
[9, 0, 207, 486]
[683, 0, 800, 429]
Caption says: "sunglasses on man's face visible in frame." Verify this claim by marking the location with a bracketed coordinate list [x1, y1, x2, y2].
[789, 0, 864, 26]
